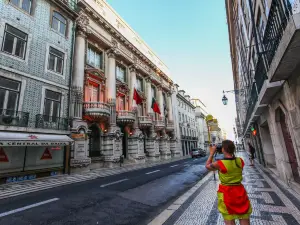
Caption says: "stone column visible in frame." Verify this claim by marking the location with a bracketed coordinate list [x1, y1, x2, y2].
[101, 48, 123, 167]
[167, 93, 173, 122]
[71, 12, 88, 119]
[146, 77, 152, 116]
[128, 65, 145, 162]
[70, 12, 91, 172]
[107, 49, 118, 128]
[157, 86, 164, 119]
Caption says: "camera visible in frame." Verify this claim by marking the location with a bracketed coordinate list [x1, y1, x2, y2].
[216, 143, 222, 154]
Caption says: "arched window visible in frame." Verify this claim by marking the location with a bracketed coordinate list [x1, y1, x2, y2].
[52, 11, 67, 35]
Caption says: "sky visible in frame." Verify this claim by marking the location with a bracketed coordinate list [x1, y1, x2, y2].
[107, 0, 237, 141]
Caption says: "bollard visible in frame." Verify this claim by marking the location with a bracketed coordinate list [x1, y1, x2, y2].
[120, 155, 124, 167]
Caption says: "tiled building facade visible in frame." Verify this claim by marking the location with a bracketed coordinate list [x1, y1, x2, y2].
[0, 0, 77, 183]
[226, 0, 300, 193]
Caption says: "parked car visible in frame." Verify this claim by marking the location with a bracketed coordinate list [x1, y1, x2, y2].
[191, 149, 201, 158]
[198, 148, 207, 157]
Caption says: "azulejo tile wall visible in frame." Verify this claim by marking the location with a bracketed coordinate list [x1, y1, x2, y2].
[0, 0, 74, 118]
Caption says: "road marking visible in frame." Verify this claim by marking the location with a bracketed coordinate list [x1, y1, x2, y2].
[145, 170, 160, 175]
[170, 164, 178, 168]
[193, 159, 198, 161]
[0, 198, 59, 218]
[100, 178, 129, 188]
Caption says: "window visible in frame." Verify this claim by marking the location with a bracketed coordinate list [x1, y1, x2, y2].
[151, 86, 156, 99]
[87, 46, 103, 69]
[48, 47, 64, 74]
[88, 85, 99, 102]
[2, 24, 28, 59]
[118, 96, 125, 110]
[44, 90, 61, 121]
[136, 77, 143, 92]
[0, 77, 20, 114]
[116, 65, 126, 82]
[10, 0, 32, 13]
[52, 11, 67, 35]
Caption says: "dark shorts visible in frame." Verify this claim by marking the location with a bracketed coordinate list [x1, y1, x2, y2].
[249, 153, 255, 159]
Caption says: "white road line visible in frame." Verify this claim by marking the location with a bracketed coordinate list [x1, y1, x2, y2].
[100, 178, 129, 188]
[170, 164, 179, 168]
[193, 159, 197, 161]
[0, 198, 59, 218]
[145, 170, 160, 175]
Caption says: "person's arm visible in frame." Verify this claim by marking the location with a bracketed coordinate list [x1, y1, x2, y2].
[205, 145, 220, 171]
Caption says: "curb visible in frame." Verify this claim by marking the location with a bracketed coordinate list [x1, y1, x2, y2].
[148, 171, 213, 225]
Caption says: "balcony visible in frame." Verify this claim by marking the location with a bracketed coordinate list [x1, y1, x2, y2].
[117, 110, 135, 125]
[138, 116, 152, 128]
[35, 114, 69, 131]
[83, 102, 110, 121]
[0, 109, 29, 127]
[166, 120, 175, 131]
[53, 0, 78, 11]
[263, 0, 300, 82]
[154, 119, 165, 131]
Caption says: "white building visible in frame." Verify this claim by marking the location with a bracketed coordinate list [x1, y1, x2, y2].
[175, 89, 197, 156]
[191, 99, 209, 150]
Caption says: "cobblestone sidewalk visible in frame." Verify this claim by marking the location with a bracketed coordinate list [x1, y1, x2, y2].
[158, 152, 300, 225]
[0, 156, 188, 200]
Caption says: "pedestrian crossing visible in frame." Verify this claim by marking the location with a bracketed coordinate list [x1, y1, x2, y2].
[0, 156, 189, 200]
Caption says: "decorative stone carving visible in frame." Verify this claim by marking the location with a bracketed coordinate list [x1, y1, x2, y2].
[72, 86, 83, 103]
[70, 158, 91, 168]
[107, 48, 119, 58]
[76, 12, 89, 36]
[129, 64, 137, 72]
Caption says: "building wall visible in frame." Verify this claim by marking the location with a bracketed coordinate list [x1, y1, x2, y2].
[0, 0, 74, 123]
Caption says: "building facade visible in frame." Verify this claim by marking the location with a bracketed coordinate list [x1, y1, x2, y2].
[0, 0, 77, 183]
[191, 98, 209, 150]
[176, 89, 198, 156]
[226, 0, 300, 191]
[69, 0, 181, 171]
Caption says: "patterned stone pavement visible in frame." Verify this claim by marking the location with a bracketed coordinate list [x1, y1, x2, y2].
[163, 152, 300, 225]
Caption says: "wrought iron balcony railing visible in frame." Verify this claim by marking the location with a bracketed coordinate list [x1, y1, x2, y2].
[0, 109, 29, 127]
[58, 0, 78, 11]
[35, 114, 69, 130]
[262, 0, 292, 68]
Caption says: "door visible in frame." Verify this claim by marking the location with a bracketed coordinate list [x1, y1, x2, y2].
[121, 126, 127, 158]
[279, 109, 299, 181]
[89, 124, 101, 157]
[89, 85, 99, 102]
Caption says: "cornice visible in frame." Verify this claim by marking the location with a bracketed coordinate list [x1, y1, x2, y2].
[177, 94, 196, 109]
[78, 2, 173, 85]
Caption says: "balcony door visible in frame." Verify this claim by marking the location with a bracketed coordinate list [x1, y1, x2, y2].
[118, 95, 126, 111]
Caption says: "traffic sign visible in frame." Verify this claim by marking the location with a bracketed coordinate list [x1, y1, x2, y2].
[0, 148, 9, 162]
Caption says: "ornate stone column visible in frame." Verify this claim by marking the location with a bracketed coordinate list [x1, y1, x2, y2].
[101, 48, 122, 167]
[128, 65, 145, 162]
[71, 12, 88, 119]
[157, 86, 164, 119]
[167, 93, 173, 122]
[146, 77, 152, 116]
[70, 12, 91, 172]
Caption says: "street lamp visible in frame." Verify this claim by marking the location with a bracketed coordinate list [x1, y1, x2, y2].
[222, 94, 228, 105]
[221, 89, 244, 105]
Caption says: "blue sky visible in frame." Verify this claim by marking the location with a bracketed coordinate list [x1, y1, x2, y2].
[107, 0, 237, 140]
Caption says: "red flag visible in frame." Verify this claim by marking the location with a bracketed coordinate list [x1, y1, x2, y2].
[133, 88, 143, 105]
[151, 97, 161, 114]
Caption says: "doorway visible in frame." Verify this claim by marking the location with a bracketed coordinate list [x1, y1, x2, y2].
[277, 107, 300, 181]
[89, 124, 101, 157]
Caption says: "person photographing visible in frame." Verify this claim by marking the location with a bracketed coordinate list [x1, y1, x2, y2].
[205, 140, 252, 225]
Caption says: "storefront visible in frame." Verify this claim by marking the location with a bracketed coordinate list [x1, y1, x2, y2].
[0, 132, 73, 184]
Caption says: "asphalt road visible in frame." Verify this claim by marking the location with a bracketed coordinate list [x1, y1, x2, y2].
[0, 156, 209, 225]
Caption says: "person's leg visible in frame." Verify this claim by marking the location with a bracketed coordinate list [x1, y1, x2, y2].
[239, 219, 250, 225]
[224, 220, 236, 225]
